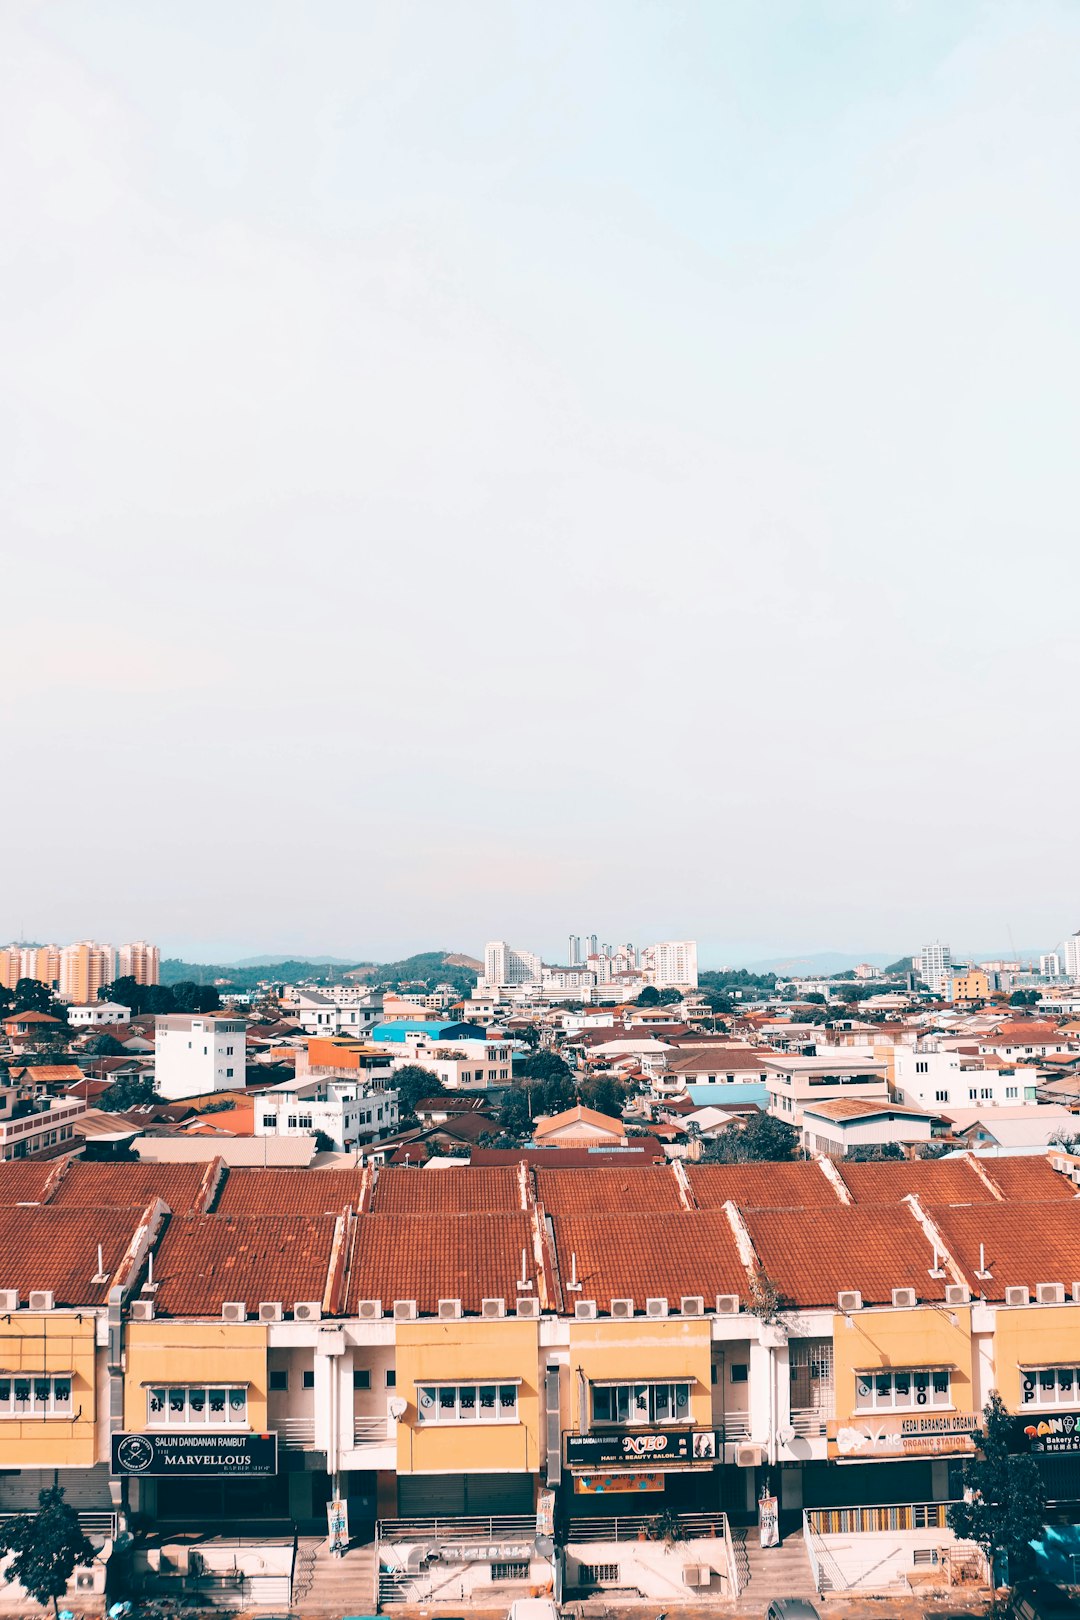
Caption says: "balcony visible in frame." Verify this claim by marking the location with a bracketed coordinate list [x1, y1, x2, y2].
[791, 1405, 832, 1438]
[377, 1513, 536, 1543]
[271, 1416, 315, 1449]
[354, 1415, 393, 1446]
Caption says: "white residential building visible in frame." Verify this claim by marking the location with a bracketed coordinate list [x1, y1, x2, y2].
[918, 941, 952, 996]
[1041, 952, 1063, 978]
[763, 1051, 890, 1127]
[892, 1047, 1038, 1110]
[387, 1036, 512, 1090]
[292, 991, 382, 1038]
[482, 940, 542, 988]
[642, 940, 699, 988]
[67, 1001, 131, 1027]
[1063, 932, 1080, 983]
[254, 1076, 398, 1151]
[155, 1014, 247, 1099]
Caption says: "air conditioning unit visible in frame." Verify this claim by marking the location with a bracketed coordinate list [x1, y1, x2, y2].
[28, 1291, 54, 1312]
[394, 1300, 418, 1322]
[1037, 1283, 1065, 1305]
[681, 1295, 705, 1316]
[1072, 1281, 1080, 1304]
[438, 1298, 462, 1320]
[221, 1301, 246, 1322]
[75, 1574, 95, 1592]
[294, 1301, 322, 1322]
[130, 1299, 155, 1322]
[683, 1566, 711, 1589]
[715, 1294, 740, 1316]
[645, 1297, 668, 1318]
[1004, 1286, 1030, 1307]
[837, 1290, 862, 1313]
[481, 1298, 506, 1319]
[575, 1300, 598, 1321]
[892, 1288, 917, 1309]
[735, 1443, 764, 1468]
[516, 1295, 540, 1318]
[945, 1284, 970, 1306]
[610, 1298, 634, 1319]
[0, 1290, 18, 1313]
[259, 1301, 283, 1323]
[357, 1299, 383, 1321]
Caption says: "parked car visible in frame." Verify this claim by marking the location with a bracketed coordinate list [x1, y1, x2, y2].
[1013, 1580, 1080, 1620]
[765, 1602, 822, 1620]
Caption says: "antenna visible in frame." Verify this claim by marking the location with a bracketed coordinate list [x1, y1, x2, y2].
[976, 1243, 992, 1280]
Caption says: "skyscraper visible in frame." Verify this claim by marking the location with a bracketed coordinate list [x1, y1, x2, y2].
[919, 942, 952, 997]
[1063, 933, 1080, 983]
[567, 935, 581, 967]
[118, 941, 160, 985]
[483, 940, 542, 987]
[59, 941, 115, 1004]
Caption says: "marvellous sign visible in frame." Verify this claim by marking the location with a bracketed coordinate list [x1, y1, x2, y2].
[111, 1432, 278, 1476]
[830, 1413, 979, 1460]
[1014, 1413, 1080, 1454]
[565, 1430, 718, 1467]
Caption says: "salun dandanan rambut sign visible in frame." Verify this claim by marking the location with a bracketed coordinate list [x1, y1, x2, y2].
[111, 1433, 278, 1476]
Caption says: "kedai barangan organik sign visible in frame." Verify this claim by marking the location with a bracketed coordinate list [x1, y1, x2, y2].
[111, 1433, 278, 1476]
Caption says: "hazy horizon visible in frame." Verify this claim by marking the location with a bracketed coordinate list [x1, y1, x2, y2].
[4, 0, 1079, 957]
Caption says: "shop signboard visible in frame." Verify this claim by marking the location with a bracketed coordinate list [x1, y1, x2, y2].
[565, 1430, 718, 1468]
[1014, 1413, 1080, 1454]
[829, 1413, 978, 1460]
[111, 1432, 278, 1476]
[573, 1472, 664, 1494]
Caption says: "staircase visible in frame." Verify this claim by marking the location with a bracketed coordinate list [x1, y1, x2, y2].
[292, 1535, 377, 1614]
[731, 1525, 818, 1609]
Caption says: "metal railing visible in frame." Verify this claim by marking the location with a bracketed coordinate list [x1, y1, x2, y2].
[353, 1415, 391, 1445]
[791, 1405, 832, 1436]
[377, 1513, 536, 1542]
[0, 1509, 117, 1539]
[720, 1416, 751, 1440]
[271, 1416, 315, 1448]
[565, 1511, 728, 1545]
[805, 1501, 953, 1535]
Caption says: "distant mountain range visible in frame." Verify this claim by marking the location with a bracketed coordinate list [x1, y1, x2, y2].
[226, 954, 366, 968]
[740, 951, 902, 976]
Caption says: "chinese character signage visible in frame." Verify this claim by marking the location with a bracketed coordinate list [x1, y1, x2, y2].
[111, 1433, 278, 1476]
[565, 1430, 718, 1467]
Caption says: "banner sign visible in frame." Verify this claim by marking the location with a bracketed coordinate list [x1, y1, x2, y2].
[574, 1472, 664, 1494]
[759, 1494, 779, 1548]
[830, 1413, 978, 1460]
[536, 1488, 556, 1537]
[111, 1432, 278, 1476]
[327, 1498, 349, 1552]
[566, 1430, 717, 1468]
[1014, 1413, 1080, 1454]
[436, 1542, 535, 1563]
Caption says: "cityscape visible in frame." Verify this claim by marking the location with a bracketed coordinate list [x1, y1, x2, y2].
[5, 0, 1079, 1617]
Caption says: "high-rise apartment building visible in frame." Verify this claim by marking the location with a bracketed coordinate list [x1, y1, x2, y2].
[643, 939, 699, 989]
[59, 941, 115, 1004]
[1041, 952, 1063, 979]
[567, 935, 581, 967]
[918, 942, 952, 996]
[1063, 933, 1080, 983]
[118, 940, 160, 985]
[0, 945, 61, 990]
[483, 940, 542, 987]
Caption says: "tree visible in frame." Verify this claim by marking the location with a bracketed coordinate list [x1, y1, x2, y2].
[170, 981, 220, 1014]
[0, 1485, 95, 1617]
[704, 1110, 800, 1163]
[392, 1064, 443, 1122]
[635, 986, 661, 1007]
[101, 1074, 160, 1110]
[84, 1034, 127, 1057]
[11, 978, 58, 1016]
[517, 1051, 573, 1087]
[947, 1392, 1046, 1596]
[498, 1087, 533, 1137]
[1009, 990, 1042, 1007]
[578, 1074, 630, 1118]
[804, 992, 827, 1005]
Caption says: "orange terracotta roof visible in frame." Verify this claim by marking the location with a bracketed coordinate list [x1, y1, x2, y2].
[926, 1200, 1080, 1299]
[535, 1166, 684, 1215]
[837, 1158, 992, 1204]
[0, 1159, 67, 1205]
[0, 1205, 149, 1305]
[550, 1211, 747, 1310]
[741, 1205, 947, 1307]
[47, 1159, 216, 1215]
[151, 1214, 341, 1317]
[215, 1168, 368, 1217]
[347, 1212, 544, 1312]
[981, 1157, 1078, 1202]
[370, 1166, 524, 1214]
[685, 1161, 841, 1209]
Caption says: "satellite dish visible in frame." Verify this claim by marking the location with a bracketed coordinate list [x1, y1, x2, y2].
[388, 1396, 408, 1421]
[778, 1425, 796, 1446]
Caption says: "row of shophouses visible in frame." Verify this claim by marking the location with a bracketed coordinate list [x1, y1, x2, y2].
[4, 1152, 1080, 1605]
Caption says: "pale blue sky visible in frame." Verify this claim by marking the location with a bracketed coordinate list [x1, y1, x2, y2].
[3, 1, 1079, 966]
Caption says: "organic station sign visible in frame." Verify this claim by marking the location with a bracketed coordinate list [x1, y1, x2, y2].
[111, 1432, 278, 1476]
[829, 1413, 979, 1460]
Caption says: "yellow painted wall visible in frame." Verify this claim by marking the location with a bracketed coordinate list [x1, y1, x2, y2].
[0, 1312, 97, 1467]
[124, 1322, 268, 1432]
[833, 1307, 974, 1421]
[395, 1318, 540, 1475]
[566, 1319, 713, 1433]
[993, 1304, 1080, 1410]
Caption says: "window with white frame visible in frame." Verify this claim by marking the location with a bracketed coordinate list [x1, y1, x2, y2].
[416, 1382, 519, 1423]
[147, 1384, 248, 1427]
[854, 1369, 950, 1411]
[1021, 1367, 1080, 1407]
[591, 1381, 692, 1426]
[0, 1375, 73, 1417]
